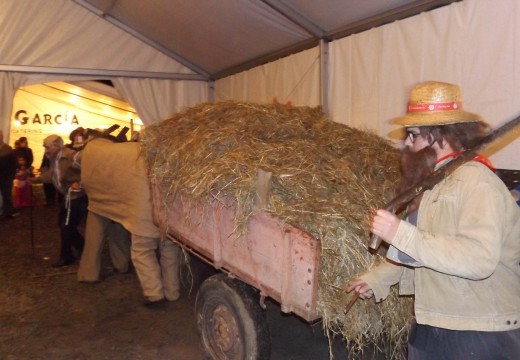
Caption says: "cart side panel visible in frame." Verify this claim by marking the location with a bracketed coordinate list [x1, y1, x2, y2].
[151, 179, 219, 263]
[281, 223, 321, 318]
[152, 182, 321, 322]
[246, 211, 321, 320]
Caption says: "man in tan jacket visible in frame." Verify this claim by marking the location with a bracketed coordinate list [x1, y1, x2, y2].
[78, 136, 180, 305]
[347, 81, 520, 359]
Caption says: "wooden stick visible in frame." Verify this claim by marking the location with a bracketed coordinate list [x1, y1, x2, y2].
[344, 294, 359, 314]
[31, 271, 76, 278]
[254, 168, 272, 209]
[369, 114, 520, 250]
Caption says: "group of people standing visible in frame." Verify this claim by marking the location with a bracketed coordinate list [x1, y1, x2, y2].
[38, 127, 180, 307]
[0, 130, 83, 217]
[0, 132, 34, 219]
[2, 125, 180, 308]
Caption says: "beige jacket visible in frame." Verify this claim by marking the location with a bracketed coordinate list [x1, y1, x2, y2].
[362, 161, 520, 331]
[80, 138, 160, 238]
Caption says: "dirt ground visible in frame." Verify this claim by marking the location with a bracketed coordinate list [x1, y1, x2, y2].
[0, 187, 205, 360]
[0, 186, 383, 360]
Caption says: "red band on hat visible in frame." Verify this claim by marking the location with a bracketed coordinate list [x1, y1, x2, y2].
[408, 101, 462, 113]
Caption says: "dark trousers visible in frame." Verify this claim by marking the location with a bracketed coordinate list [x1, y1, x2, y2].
[0, 179, 14, 216]
[43, 183, 57, 206]
[58, 196, 87, 262]
[408, 320, 520, 360]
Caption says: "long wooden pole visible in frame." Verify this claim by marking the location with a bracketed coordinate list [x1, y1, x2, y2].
[369, 114, 520, 250]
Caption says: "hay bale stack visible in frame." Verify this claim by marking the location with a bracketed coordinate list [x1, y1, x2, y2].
[141, 100, 413, 357]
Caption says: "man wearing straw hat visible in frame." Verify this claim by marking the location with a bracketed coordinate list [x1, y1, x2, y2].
[346, 81, 520, 358]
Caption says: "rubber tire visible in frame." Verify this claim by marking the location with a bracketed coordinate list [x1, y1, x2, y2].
[195, 274, 271, 360]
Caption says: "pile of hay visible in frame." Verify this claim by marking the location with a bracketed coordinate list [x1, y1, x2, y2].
[141, 101, 413, 358]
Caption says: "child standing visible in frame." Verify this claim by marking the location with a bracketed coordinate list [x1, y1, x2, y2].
[13, 156, 33, 208]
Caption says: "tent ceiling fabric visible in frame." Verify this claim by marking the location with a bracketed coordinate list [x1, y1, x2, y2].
[75, 0, 458, 80]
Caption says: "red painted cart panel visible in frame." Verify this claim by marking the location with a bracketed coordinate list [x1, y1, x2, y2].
[151, 180, 321, 322]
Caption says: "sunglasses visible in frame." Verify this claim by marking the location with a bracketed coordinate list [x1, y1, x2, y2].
[406, 130, 421, 143]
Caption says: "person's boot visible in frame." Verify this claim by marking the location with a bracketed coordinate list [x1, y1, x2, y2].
[52, 258, 74, 268]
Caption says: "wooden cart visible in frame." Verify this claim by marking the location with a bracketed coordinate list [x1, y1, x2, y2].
[151, 179, 322, 359]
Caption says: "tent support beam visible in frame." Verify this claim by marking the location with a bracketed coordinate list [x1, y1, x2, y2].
[0, 65, 207, 81]
[319, 40, 329, 118]
[213, 39, 319, 80]
[208, 81, 215, 103]
[261, 0, 323, 37]
[73, 0, 211, 79]
[325, 0, 460, 40]
[212, 0, 458, 80]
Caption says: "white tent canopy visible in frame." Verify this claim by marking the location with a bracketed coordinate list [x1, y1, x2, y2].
[1, 0, 519, 169]
[215, 0, 520, 169]
[0, 0, 209, 133]
[0, 0, 456, 132]
[68, 0, 456, 79]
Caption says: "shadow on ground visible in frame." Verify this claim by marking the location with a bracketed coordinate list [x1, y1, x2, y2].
[0, 189, 384, 359]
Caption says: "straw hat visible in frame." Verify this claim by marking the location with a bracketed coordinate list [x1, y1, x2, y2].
[393, 81, 483, 126]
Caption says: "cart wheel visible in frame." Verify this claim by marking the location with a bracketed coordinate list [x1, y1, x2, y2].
[179, 254, 217, 296]
[195, 274, 270, 360]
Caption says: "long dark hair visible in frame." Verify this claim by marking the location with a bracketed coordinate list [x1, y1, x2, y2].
[418, 121, 490, 151]
[398, 120, 490, 214]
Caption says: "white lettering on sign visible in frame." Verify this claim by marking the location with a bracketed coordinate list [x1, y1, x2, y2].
[15, 110, 80, 126]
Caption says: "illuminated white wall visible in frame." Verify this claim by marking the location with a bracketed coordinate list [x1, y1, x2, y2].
[10, 87, 139, 167]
